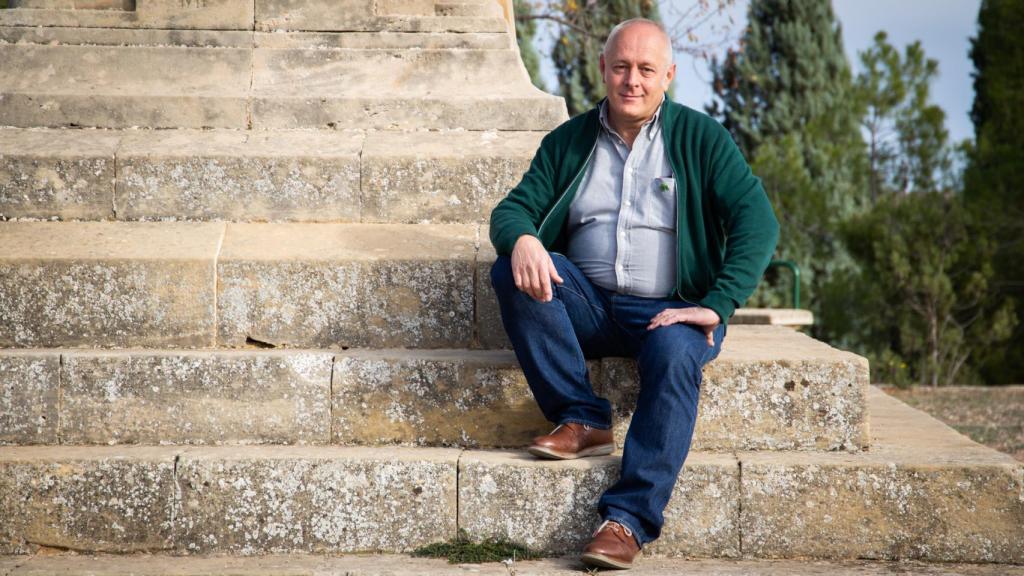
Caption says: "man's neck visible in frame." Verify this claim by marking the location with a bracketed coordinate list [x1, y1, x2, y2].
[606, 112, 648, 149]
[603, 100, 663, 149]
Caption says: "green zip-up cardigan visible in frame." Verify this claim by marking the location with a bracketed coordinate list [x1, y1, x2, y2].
[489, 99, 780, 326]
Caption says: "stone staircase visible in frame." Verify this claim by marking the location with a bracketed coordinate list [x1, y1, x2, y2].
[0, 0, 1021, 568]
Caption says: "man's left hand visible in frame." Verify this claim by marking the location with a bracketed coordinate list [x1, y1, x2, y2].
[647, 306, 721, 346]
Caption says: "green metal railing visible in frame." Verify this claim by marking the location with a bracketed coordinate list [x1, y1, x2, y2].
[767, 260, 801, 309]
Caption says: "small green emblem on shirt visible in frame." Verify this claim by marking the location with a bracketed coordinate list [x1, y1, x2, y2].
[659, 181, 670, 192]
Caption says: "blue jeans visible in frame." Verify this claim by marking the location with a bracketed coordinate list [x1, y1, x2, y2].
[490, 253, 725, 547]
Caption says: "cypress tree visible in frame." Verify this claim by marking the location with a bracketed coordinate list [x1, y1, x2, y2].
[552, 0, 664, 117]
[964, 0, 1024, 383]
[707, 0, 866, 335]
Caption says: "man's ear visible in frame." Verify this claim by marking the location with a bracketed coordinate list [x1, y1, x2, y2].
[664, 63, 676, 90]
[599, 53, 606, 83]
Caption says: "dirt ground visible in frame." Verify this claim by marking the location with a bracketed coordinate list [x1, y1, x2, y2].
[880, 384, 1024, 462]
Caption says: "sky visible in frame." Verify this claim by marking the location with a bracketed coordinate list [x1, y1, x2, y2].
[535, 0, 981, 144]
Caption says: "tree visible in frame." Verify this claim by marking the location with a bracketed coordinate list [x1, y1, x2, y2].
[855, 32, 952, 202]
[707, 0, 866, 327]
[841, 192, 1015, 387]
[963, 0, 1024, 384]
[551, 0, 665, 116]
[514, 0, 546, 90]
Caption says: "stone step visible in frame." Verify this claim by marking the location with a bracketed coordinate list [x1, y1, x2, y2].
[0, 1, 508, 32]
[3, 554, 1023, 576]
[0, 388, 1019, 561]
[0, 222, 858, 353]
[0, 1, 256, 30]
[0, 128, 540, 222]
[0, 27, 509, 49]
[0, 326, 868, 451]
[0, 221, 483, 349]
[0, 44, 564, 129]
[8, 0, 136, 9]
[0, 128, 528, 221]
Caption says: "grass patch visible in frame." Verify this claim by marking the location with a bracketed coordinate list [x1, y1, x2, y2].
[412, 528, 546, 564]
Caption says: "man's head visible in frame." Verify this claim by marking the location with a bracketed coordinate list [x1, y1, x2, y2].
[600, 18, 675, 126]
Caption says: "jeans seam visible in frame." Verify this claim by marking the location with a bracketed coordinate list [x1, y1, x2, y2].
[555, 283, 610, 318]
[560, 417, 612, 430]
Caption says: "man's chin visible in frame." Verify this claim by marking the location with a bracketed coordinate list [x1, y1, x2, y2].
[610, 100, 654, 121]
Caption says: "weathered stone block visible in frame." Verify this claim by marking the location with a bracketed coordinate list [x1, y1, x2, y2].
[458, 450, 739, 557]
[0, 93, 250, 130]
[474, 237, 507, 349]
[0, 44, 250, 128]
[0, 27, 253, 48]
[2, 0, 254, 29]
[360, 131, 538, 224]
[0, 222, 223, 348]
[255, 0, 374, 31]
[331, 350, 552, 447]
[434, 0, 501, 17]
[0, 351, 59, 445]
[216, 223, 477, 349]
[601, 326, 869, 452]
[0, 446, 177, 554]
[732, 307, 814, 326]
[740, 388, 1024, 563]
[174, 446, 458, 553]
[253, 30, 508, 50]
[0, 129, 119, 220]
[60, 350, 332, 445]
[252, 94, 566, 132]
[116, 131, 362, 222]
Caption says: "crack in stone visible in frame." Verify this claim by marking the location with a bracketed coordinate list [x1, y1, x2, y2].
[737, 455, 743, 557]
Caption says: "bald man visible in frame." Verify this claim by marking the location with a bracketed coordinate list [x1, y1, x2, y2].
[489, 19, 779, 569]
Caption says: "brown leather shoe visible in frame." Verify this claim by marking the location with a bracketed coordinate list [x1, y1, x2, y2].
[580, 520, 641, 569]
[527, 422, 614, 460]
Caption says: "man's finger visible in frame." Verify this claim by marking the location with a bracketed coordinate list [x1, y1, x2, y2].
[705, 327, 715, 346]
[548, 260, 564, 285]
[527, 265, 541, 300]
[540, 271, 552, 302]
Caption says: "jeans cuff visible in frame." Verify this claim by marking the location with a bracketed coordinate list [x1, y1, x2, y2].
[559, 417, 612, 430]
[602, 514, 647, 548]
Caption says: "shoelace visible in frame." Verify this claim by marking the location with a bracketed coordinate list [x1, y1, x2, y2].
[550, 423, 592, 435]
[593, 519, 633, 538]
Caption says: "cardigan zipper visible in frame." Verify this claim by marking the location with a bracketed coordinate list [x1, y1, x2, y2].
[537, 141, 599, 240]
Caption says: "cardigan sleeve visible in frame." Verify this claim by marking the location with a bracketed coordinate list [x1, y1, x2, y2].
[697, 124, 780, 324]
[489, 131, 559, 255]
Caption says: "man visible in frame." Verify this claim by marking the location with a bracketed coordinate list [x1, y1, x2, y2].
[488, 18, 779, 570]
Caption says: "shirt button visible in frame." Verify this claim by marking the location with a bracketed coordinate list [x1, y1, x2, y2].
[624, 200, 632, 206]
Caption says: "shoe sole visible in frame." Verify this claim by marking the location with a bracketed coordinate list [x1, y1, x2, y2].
[580, 551, 634, 569]
[527, 443, 614, 460]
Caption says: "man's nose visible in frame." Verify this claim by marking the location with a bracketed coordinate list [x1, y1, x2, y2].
[624, 66, 640, 86]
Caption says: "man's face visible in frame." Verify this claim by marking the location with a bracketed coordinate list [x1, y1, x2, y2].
[600, 23, 675, 125]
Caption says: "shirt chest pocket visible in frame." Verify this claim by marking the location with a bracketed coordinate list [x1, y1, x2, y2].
[644, 176, 677, 232]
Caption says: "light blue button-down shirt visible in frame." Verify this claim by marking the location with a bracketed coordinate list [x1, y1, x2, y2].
[566, 99, 677, 298]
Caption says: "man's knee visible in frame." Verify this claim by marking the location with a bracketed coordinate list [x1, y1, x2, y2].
[642, 325, 713, 373]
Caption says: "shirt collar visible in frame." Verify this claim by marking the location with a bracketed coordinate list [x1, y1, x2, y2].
[598, 96, 665, 141]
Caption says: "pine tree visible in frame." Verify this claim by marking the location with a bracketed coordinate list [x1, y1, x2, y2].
[856, 32, 951, 202]
[707, 0, 866, 334]
[964, 0, 1024, 383]
[552, 0, 664, 117]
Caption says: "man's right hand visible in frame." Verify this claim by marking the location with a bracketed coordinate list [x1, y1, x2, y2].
[511, 235, 564, 302]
